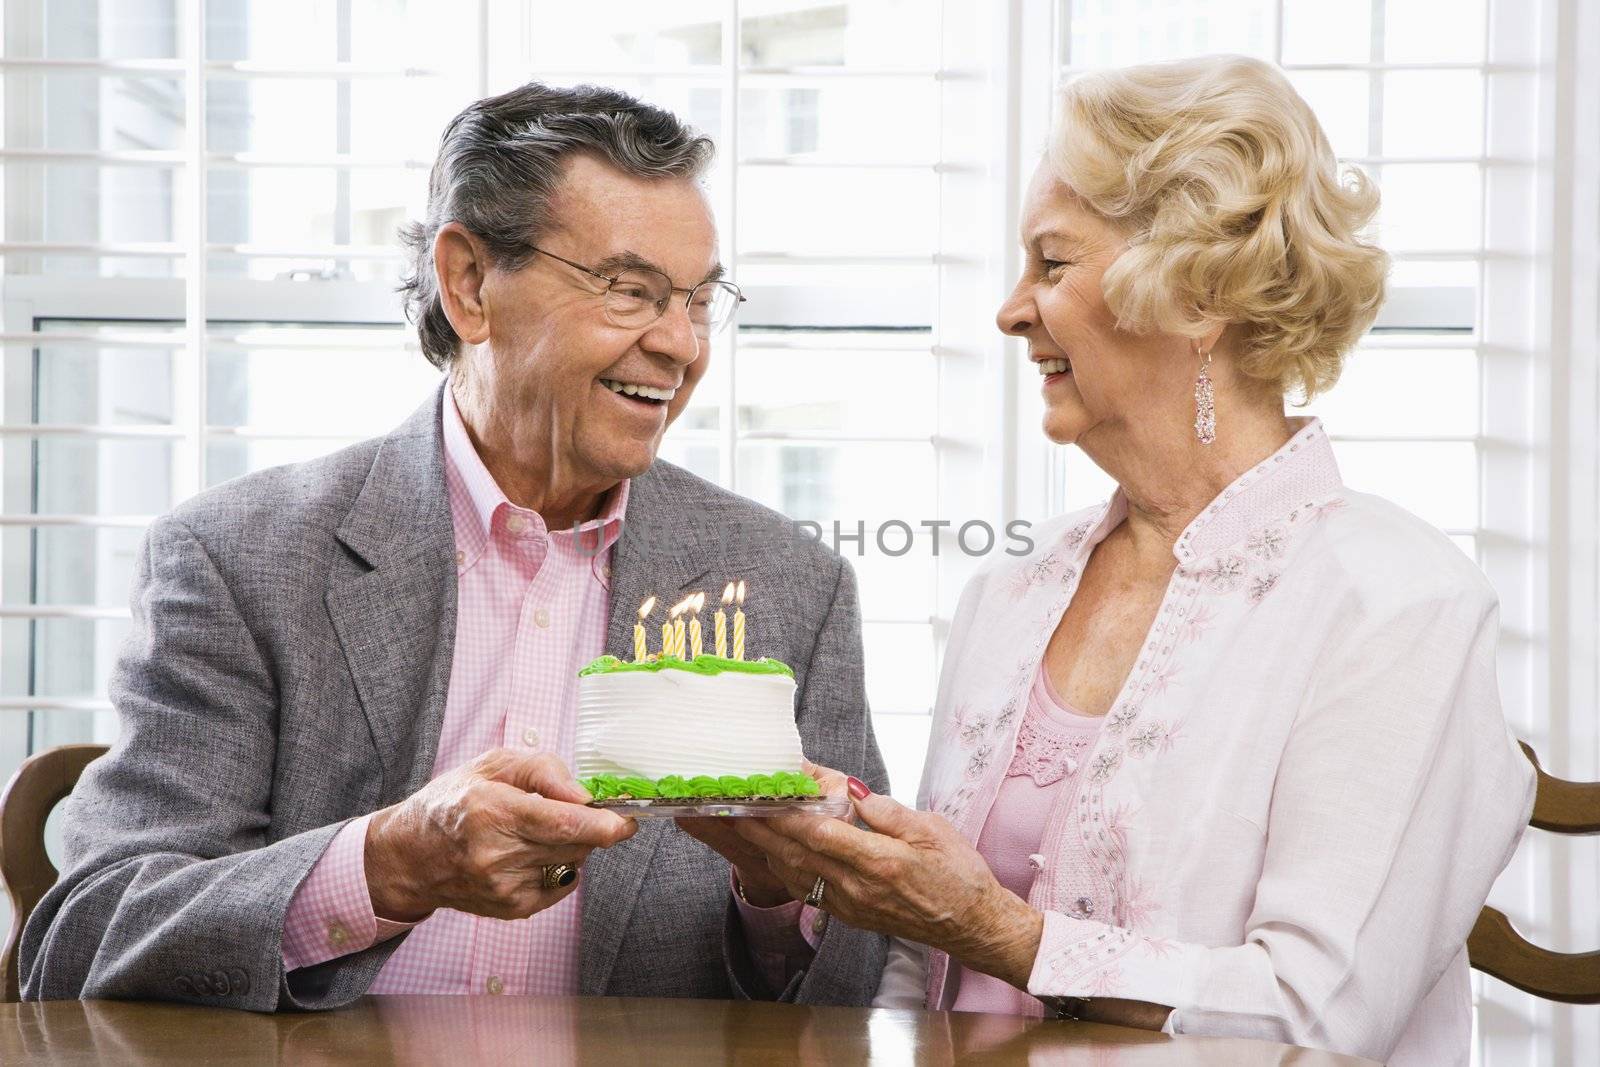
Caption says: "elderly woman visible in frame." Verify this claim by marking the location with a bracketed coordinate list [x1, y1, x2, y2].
[735, 54, 1535, 1066]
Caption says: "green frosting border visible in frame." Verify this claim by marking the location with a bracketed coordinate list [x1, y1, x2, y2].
[581, 771, 821, 801]
[579, 653, 795, 680]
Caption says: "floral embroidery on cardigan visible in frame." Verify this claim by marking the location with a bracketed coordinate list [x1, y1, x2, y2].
[1248, 572, 1281, 604]
[1106, 707, 1139, 734]
[1246, 524, 1288, 560]
[1208, 554, 1247, 592]
[1088, 750, 1122, 782]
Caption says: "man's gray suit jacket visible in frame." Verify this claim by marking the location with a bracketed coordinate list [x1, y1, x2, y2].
[20, 386, 889, 1010]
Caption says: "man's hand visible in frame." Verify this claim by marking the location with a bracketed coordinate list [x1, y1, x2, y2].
[364, 748, 636, 923]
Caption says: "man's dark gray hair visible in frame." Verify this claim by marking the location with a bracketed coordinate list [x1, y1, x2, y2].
[398, 82, 715, 369]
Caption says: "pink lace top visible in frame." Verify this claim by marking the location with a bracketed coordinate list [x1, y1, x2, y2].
[949, 665, 1102, 1016]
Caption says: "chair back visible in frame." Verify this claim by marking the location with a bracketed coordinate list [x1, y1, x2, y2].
[1467, 741, 1600, 1004]
[0, 743, 108, 1003]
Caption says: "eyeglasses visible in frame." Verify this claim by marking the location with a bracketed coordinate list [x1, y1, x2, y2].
[528, 246, 745, 339]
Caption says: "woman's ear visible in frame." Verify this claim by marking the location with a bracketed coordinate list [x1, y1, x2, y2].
[434, 222, 492, 347]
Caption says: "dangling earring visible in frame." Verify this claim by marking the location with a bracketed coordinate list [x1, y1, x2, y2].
[1193, 344, 1216, 445]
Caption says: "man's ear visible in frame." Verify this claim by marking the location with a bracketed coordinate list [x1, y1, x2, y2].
[434, 222, 492, 347]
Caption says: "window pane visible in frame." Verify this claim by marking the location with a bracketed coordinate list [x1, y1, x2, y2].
[1065, 0, 1275, 66]
[4, 162, 181, 246]
[739, 266, 935, 329]
[741, 0, 940, 69]
[1383, 71, 1483, 157]
[207, 0, 478, 69]
[1332, 440, 1478, 530]
[863, 622, 935, 713]
[0, 617, 132, 699]
[526, 3, 726, 68]
[871, 711, 932, 804]
[1308, 347, 1479, 437]
[1281, 0, 1372, 64]
[736, 442, 935, 526]
[737, 348, 935, 437]
[1375, 163, 1482, 252]
[1382, 0, 1487, 64]
[654, 437, 721, 482]
[0, 73, 186, 151]
[13, 437, 178, 515]
[851, 536, 937, 623]
[738, 167, 936, 256]
[1286, 72, 1370, 159]
[6, 344, 178, 428]
[739, 81, 938, 163]
[1, 526, 145, 609]
[206, 328, 439, 433]
[205, 436, 358, 485]
[43, 2, 178, 59]
[207, 166, 422, 251]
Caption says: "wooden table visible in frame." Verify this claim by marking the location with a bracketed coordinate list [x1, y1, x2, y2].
[0, 996, 1379, 1065]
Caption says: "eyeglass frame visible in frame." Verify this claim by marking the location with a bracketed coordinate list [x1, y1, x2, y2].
[527, 245, 746, 335]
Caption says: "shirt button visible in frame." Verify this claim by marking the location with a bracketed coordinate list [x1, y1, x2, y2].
[328, 922, 349, 946]
[486, 976, 504, 995]
[506, 514, 527, 534]
[455, 550, 465, 567]
[534, 608, 551, 629]
[521, 727, 540, 748]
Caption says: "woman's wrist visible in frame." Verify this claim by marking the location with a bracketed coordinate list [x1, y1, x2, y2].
[950, 884, 1045, 991]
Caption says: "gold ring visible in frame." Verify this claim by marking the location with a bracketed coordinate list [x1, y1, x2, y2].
[804, 875, 826, 908]
[541, 863, 579, 890]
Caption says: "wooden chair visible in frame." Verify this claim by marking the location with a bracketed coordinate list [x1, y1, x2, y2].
[0, 743, 108, 1003]
[1468, 741, 1600, 1004]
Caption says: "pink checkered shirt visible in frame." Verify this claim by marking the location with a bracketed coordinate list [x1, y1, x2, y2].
[281, 387, 813, 994]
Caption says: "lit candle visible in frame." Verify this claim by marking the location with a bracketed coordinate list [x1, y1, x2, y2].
[634, 595, 657, 662]
[670, 596, 690, 659]
[688, 592, 706, 658]
[715, 582, 733, 658]
[733, 580, 747, 661]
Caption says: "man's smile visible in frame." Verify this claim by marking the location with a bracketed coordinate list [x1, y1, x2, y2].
[597, 377, 677, 404]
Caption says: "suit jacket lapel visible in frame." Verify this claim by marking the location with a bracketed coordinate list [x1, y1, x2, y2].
[580, 465, 711, 994]
[325, 386, 459, 801]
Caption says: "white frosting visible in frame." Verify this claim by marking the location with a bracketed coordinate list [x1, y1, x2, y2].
[574, 667, 803, 779]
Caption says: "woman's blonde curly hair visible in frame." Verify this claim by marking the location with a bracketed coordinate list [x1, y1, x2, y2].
[1050, 54, 1389, 400]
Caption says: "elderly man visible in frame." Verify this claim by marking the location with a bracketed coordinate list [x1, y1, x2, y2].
[21, 83, 888, 1010]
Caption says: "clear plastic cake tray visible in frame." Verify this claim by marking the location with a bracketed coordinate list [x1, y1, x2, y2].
[588, 796, 853, 819]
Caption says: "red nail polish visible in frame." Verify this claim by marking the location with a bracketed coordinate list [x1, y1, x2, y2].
[847, 776, 870, 800]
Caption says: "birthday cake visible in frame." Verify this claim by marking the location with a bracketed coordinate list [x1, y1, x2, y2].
[575, 586, 822, 804]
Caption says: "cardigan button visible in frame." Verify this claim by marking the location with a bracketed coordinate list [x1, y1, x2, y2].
[1073, 897, 1095, 917]
[1027, 853, 1046, 872]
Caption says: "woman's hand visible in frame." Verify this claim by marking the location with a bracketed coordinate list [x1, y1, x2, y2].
[674, 761, 852, 908]
[733, 775, 1045, 990]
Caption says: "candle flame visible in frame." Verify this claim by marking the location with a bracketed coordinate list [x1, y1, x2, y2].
[637, 595, 657, 620]
[669, 595, 694, 618]
[735, 580, 747, 606]
[692, 591, 706, 612]
[721, 582, 735, 605]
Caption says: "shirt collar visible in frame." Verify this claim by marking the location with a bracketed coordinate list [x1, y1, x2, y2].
[441, 383, 630, 573]
[1170, 416, 1342, 565]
